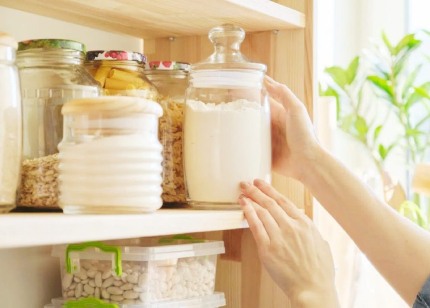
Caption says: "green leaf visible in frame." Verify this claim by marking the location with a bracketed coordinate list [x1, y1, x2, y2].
[401, 65, 422, 99]
[378, 143, 395, 161]
[399, 200, 428, 229]
[367, 75, 394, 100]
[382, 32, 394, 55]
[393, 33, 421, 56]
[346, 57, 360, 84]
[373, 125, 383, 142]
[354, 115, 368, 141]
[324, 66, 349, 88]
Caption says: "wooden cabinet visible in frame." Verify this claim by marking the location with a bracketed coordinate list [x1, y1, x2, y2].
[0, 1, 315, 307]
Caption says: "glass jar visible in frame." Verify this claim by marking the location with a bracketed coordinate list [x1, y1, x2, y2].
[184, 24, 272, 209]
[58, 96, 163, 214]
[85, 50, 158, 100]
[145, 61, 190, 205]
[0, 33, 22, 213]
[15, 39, 100, 210]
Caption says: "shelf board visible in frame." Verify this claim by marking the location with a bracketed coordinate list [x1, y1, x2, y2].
[0, 209, 247, 249]
[0, 0, 305, 38]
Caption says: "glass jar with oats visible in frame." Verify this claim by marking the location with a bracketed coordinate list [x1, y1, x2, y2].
[16, 39, 100, 210]
[145, 61, 190, 205]
[85, 50, 158, 100]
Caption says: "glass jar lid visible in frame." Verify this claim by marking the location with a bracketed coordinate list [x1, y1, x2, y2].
[86, 50, 147, 65]
[192, 24, 266, 72]
[148, 61, 190, 71]
[17, 39, 86, 53]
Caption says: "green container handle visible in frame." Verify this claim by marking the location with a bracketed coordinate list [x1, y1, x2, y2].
[65, 297, 119, 308]
[66, 241, 122, 276]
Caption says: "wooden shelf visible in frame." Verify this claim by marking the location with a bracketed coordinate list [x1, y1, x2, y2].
[0, 0, 305, 38]
[0, 209, 247, 249]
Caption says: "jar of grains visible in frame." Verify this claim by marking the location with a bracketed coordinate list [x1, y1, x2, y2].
[0, 33, 22, 213]
[58, 96, 163, 214]
[145, 61, 190, 205]
[16, 39, 100, 210]
[85, 50, 158, 100]
[184, 24, 271, 209]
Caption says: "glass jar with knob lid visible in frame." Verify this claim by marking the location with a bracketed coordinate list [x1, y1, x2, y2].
[183, 24, 272, 209]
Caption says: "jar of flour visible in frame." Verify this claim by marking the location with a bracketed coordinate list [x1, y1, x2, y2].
[184, 24, 271, 209]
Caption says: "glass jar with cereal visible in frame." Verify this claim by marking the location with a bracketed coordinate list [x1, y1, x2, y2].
[145, 61, 190, 206]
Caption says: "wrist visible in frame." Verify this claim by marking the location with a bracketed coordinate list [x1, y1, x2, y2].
[291, 286, 339, 308]
[295, 144, 328, 184]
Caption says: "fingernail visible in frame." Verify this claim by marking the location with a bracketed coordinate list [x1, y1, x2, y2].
[240, 182, 251, 190]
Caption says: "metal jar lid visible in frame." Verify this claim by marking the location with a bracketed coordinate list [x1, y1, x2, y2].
[86, 50, 147, 64]
[17, 39, 86, 53]
[148, 61, 190, 71]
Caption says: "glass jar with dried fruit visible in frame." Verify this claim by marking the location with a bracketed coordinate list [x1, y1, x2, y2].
[85, 50, 158, 100]
[145, 61, 190, 206]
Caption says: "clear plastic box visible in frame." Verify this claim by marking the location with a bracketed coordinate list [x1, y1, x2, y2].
[52, 240, 225, 305]
[44, 293, 226, 308]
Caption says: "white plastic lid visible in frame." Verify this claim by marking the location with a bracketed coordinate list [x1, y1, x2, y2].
[45, 292, 226, 308]
[52, 240, 225, 262]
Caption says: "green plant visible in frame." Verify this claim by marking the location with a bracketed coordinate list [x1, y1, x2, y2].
[320, 31, 430, 229]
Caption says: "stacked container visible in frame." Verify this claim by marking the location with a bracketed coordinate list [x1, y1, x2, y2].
[58, 96, 163, 214]
[51, 240, 225, 305]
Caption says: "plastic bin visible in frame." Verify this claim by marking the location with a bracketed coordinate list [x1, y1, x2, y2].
[44, 293, 226, 307]
[52, 240, 225, 304]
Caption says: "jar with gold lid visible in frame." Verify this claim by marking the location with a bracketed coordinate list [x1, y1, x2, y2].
[145, 61, 190, 205]
[16, 38, 100, 210]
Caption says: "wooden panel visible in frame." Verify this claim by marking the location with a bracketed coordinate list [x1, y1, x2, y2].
[0, 0, 304, 39]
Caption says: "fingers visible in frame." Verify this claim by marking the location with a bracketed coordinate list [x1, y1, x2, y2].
[239, 196, 271, 247]
[240, 181, 290, 228]
[264, 76, 303, 110]
[253, 179, 303, 219]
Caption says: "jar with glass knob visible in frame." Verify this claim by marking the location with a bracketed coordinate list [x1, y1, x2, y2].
[183, 24, 272, 209]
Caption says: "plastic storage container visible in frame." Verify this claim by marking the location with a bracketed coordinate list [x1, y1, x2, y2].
[52, 240, 225, 304]
[0, 33, 22, 213]
[183, 24, 271, 209]
[145, 61, 190, 205]
[85, 50, 158, 100]
[58, 96, 163, 214]
[16, 39, 100, 210]
[44, 293, 226, 307]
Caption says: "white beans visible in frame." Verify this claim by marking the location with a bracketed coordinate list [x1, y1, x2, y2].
[61, 257, 217, 304]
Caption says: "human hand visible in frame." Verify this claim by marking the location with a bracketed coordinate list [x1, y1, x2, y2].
[239, 179, 339, 307]
[265, 76, 321, 181]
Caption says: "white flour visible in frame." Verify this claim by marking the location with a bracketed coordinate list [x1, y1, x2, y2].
[184, 99, 271, 204]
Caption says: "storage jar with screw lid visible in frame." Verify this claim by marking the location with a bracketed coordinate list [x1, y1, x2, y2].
[183, 24, 272, 209]
[58, 96, 163, 214]
[145, 61, 190, 205]
[16, 39, 100, 210]
[0, 33, 22, 213]
[85, 50, 158, 100]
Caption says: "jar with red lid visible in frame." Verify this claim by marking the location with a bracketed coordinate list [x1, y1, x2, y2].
[145, 61, 190, 205]
[85, 50, 158, 100]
